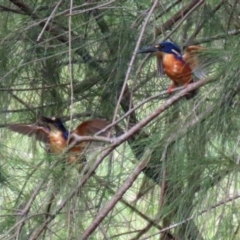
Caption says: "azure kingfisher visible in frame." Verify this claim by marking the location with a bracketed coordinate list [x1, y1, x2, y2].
[8, 117, 111, 163]
[138, 41, 206, 99]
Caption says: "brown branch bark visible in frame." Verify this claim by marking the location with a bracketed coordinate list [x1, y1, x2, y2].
[184, 0, 227, 46]
[193, 28, 240, 45]
[81, 152, 150, 239]
[0, 4, 25, 14]
[27, 77, 211, 240]
[155, 0, 205, 35]
[155, 192, 240, 235]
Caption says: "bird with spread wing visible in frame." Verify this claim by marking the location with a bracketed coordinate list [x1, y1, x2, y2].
[8, 117, 111, 164]
[138, 41, 206, 99]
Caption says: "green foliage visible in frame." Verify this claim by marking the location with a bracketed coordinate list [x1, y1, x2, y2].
[1, 0, 240, 239]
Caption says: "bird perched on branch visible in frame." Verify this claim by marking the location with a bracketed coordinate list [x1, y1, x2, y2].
[138, 41, 206, 99]
[8, 117, 111, 163]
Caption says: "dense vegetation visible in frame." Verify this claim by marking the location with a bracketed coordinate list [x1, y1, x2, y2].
[1, 0, 240, 239]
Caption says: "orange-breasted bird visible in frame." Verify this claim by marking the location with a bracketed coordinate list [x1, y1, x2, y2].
[138, 41, 206, 99]
[8, 117, 111, 163]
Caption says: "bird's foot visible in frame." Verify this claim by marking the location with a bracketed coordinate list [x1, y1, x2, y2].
[167, 86, 173, 94]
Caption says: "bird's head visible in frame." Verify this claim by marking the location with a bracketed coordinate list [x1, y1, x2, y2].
[138, 41, 181, 56]
[40, 116, 67, 133]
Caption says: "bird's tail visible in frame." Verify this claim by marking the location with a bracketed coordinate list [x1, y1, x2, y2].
[185, 80, 198, 100]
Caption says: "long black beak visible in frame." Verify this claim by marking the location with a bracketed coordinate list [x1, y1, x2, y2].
[137, 46, 158, 54]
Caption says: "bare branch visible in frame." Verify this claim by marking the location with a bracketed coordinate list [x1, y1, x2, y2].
[0, 4, 25, 14]
[156, 0, 205, 35]
[82, 150, 151, 239]
[143, 191, 240, 239]
[112, 0, 159, 125]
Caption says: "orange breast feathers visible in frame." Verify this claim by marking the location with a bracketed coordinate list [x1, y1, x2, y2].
[48, 132, 67, 154]
[8, 118, 112, 164]
[161, 53, 192, 88]
[138, 41, 205, 99]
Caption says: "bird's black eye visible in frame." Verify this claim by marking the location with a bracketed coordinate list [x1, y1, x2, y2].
[160, 44, 165, 48]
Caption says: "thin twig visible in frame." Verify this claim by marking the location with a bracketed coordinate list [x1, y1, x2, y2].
[193, 28, 240, 45]
[0, 4, 25, 14]
[14, 183, 44, 237]
[68, 0, 116, 16]
[81, 151, 150, 239]
[114, 77, 211, 147]
[163, 0, 204, 41]
[154, 0, 183, 22]
[111, 0, 159, 126]
[184, 0, 226, 46]
[28, 146, 117, 240]
[130, 165, 174, 240]
[0, 83, 69, 91]
[156, 0, 204, 35]
[68, 0, 74, 138]
[1, 160, 60, 239]
[142, 192, 240, 239]
[67, 84, 193, 146]
[37, 0, 62, 42]
[93, 175, 166, 233]
[18, 78, 210, 240]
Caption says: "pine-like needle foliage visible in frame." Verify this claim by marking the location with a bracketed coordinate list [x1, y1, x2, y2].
[1, 0, 240, 239]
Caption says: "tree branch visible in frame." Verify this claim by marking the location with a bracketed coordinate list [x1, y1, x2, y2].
[82, 150, 150, 240]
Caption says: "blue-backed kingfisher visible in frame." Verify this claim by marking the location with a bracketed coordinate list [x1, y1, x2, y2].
[8, 117, 111, 163]
[138, 41, 206, 99]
